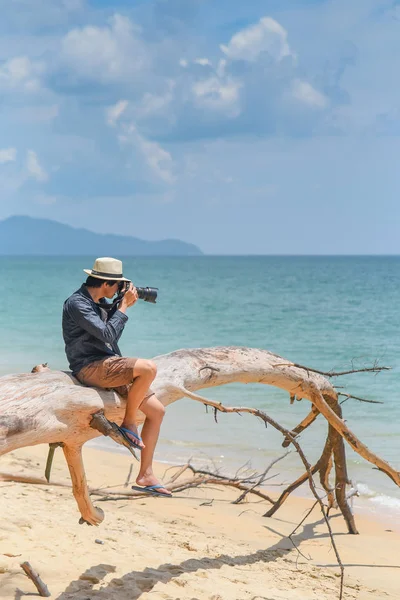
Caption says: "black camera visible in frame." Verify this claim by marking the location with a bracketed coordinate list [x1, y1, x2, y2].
[118, 281, 158, 304]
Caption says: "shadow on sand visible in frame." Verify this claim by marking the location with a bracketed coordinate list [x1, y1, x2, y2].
[14, 513, 399, 599]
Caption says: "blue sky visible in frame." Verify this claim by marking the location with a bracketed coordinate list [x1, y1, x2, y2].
[0, 0, 399, 254]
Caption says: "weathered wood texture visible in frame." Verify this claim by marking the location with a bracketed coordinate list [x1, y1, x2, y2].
[1, 347, 399, 527]
[20, 561, 51, 597]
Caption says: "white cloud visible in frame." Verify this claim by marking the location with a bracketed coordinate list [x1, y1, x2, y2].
[107, 100, 128, 126]
[0, 56, 43, 92]
[137, 136, 175, 184]
[110, 113, 175, 185]
[61, 14, 148, 84]
[194, 58, 212, 67]
[136, 81, 175, 119]
[192, 76, 242, 117]
[27, 150, 48, 182]
[292, 80, 328, 109]
[220, 17, 292, 62]
[0, 148, 17, 164]
[216, 59, 227, 78]
[119, 124, 175, 184]
[179, 59, 188, 68]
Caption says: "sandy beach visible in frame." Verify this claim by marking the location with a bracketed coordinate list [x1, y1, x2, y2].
[0, 444, 399, 600]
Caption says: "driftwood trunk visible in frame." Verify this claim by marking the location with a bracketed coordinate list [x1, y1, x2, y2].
[0, 347, 399, 528]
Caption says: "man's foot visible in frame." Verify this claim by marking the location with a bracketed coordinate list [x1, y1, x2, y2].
[120, 423, 145, 449]
[135, 475, 171, 496]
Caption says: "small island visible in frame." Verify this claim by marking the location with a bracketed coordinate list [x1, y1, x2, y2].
[0, 216, 203, 256]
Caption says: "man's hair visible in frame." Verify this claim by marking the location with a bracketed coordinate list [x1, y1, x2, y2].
[85, 276, 118, 288]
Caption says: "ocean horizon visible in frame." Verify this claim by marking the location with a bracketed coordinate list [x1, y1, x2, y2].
[1, 255, 399, 521]
[2, 252, 400, 256]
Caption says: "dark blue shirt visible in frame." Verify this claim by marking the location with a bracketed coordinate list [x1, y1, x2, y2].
[62, 284, 128, 375]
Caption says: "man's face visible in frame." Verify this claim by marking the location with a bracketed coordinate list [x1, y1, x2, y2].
[102, 282, 119, 299]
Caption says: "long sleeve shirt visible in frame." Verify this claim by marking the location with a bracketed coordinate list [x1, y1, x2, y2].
[62, 284, 128, 375]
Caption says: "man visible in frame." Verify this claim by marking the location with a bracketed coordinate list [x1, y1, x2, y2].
[62, 257, 171, 496]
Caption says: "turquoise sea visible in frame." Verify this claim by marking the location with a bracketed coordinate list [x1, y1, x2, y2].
[1, 256, 399, 519]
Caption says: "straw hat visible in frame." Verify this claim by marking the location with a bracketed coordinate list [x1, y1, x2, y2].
[84, 257, 130, 281]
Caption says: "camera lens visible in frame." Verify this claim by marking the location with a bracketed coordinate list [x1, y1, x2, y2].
[136, 287, 158, 304]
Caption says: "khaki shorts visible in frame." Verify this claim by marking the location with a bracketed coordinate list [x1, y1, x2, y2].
[76, 356, 155, 400]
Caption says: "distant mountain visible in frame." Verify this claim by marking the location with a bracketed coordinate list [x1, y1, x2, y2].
[0, 216, 203, 256]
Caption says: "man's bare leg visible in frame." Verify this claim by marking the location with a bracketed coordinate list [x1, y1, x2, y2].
[120, 359, 157, 449]
[136, 394, 171, 495]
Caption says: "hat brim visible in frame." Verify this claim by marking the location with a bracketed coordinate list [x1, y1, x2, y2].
[83, 269, 130, 282]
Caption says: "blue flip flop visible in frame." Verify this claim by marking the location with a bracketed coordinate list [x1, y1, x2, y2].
[131, 484, 172, 497]
[118, 426, 144, 451]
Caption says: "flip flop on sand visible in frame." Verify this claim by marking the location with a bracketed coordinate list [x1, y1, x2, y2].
[131, 484, 172, 497]
[117, 426, 144, 451]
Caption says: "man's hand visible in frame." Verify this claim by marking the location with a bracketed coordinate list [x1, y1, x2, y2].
[119, 283, 138, 312]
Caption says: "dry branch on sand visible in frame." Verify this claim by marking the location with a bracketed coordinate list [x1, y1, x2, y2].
[20, 561, 51, 597]
[0, 347, 400, 533]
[89, 461, 279, 504]
[0, 347, 398, 537]
[1, 348, 399, 600]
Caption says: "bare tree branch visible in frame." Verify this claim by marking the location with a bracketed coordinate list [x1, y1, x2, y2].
[232, 452, 289, 504]
[338, 393, 384, 405]
[173, 389, 346, 598]
[275, 362, 391, 377]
